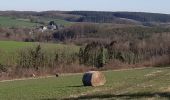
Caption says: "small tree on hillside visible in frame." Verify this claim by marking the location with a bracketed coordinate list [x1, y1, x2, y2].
[79, 47, 84, 65]
[79, 42, 108, 68]
[96, 47, 107, 68]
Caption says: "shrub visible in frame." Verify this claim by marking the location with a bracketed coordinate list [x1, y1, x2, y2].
[17, 45, 45, 70]
[0, 64, 7, 72]
[79, 42, 108, 68]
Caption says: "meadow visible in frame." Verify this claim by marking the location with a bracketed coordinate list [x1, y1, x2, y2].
[0, 41, 79, 52]
[39, 18, 73, 27]
[0, 16, 73, 28]
[0, 67, 169, 100]
[0, 41, 79, 65]
[0, 16, 38, 28]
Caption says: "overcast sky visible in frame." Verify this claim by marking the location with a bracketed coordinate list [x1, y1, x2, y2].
[0, 0, 170, 14]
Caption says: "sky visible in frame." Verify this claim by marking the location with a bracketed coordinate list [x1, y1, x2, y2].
[0, 0, 170, 14]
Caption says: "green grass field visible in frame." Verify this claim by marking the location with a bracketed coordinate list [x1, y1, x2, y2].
[54, 19, 73, 26]
[33, 17, 73, 27]
[0, 67, 170, 100]
[0, 16, 73, 28]
[0, 41, 79, 64]
[0, 41, 79, 52]
[45, 18, 73, 27]
[0, 41, 33, 51]
[0, 16, 38, 28]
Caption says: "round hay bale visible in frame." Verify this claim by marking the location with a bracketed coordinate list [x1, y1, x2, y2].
[82, 71, 106, 87]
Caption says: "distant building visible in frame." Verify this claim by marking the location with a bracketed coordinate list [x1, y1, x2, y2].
[37, 21, 64, 32]
[39, 26, 47, 32]
[48, 21, 58, 30]
[48, 24, 57, 30]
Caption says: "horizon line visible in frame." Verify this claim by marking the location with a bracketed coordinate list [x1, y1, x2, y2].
[0, 10, 170, 15]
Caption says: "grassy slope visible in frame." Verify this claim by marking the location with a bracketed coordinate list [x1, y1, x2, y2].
[0, 41, 79, 52]
[0, 16, 38, 28]
[0, 41, 33, 51]
[0, 67, 170, 100]
[0, 16, 73, 28]
[34, 17, 73, 27]
[54, 19, 73, 26]
[0, 41, 79, 64]
[0, 41, 33, 64]
[47, 18, 73, 27]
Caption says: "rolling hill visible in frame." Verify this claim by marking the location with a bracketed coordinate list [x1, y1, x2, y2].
[0, 16, 39, 28]
[1, 11, 170, 26]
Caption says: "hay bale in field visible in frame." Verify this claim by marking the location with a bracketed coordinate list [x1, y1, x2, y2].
[82, 71, 106, 87]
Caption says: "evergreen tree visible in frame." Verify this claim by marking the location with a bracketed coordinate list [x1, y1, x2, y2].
[97, 47, 107, 68]
[79, 47, 84, 65]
